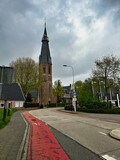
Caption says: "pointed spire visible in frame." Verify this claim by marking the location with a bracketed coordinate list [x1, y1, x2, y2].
[42, 18, 49, 42]
[39, 21, 52, 64]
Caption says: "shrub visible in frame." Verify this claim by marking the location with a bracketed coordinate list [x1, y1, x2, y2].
[24, 102, 39, 108]
[47, 103, 68, 108]
[77, 108, 120, 114]
[47, 103, 56, 108]
[57, 103, 68, 107]
[80, 100, 113, 109]
[64, 104, 74, 111]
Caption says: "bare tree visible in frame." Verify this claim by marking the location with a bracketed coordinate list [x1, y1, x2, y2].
[10, 57, 40, 96]
[92, 54, 120, 101]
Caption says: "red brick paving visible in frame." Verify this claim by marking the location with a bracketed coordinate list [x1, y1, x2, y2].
[23, 112, 69, 160]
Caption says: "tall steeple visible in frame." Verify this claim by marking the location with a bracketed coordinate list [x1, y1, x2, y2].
[39, 22, 52, 64]
[39, 22, 55, 106]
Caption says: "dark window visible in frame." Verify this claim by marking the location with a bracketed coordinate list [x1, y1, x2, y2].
[43, 66, 46, 74]
[49, 84, 51, 95]
[43, 76, 46, 82]
[48, 65, 50, 74]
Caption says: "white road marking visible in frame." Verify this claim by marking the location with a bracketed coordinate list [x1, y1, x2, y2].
[102, 155, 117, 160]
[32, 122, 41, 125]
[99, 131, 107, 136]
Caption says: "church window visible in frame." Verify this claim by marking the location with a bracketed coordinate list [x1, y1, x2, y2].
[48, 65, 50, 74]
[43, 66, 46, 73]
[49, 84, 51, 95]
[43, 76, 46, 82]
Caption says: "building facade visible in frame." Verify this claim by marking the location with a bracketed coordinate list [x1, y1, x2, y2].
[61, 84, 72, 103]
[39, 23, 54, 106]
[0, 83, 25, 108]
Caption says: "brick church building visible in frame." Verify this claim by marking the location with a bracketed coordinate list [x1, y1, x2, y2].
[39, 23, 55, 106]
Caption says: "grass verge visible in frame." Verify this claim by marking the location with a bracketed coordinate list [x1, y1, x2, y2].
[0, 108, 17, 129]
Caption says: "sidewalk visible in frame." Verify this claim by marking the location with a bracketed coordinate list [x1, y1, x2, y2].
[0, 111, 26, 160]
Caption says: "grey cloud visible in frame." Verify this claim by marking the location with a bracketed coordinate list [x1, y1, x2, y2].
[0, 0, 120, 85]
[91, 0, 120, 18]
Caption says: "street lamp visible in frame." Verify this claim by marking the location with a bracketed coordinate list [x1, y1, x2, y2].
[63, 64, 76, 112]
[63, 65, 75, 91]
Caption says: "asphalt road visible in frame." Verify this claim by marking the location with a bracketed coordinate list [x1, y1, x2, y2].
[30, 108, 120, 160]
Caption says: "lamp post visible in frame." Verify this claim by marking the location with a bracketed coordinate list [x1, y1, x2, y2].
[63, 65, 76, 112]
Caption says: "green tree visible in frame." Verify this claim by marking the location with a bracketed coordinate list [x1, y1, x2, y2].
[25, 92, 32, 102]
[75, 80, 83, 89]
[52, 80, 64, 104]
[10, 57, 40, 96]
[75, 79, 96, 106]
[92, 54, 120, 101]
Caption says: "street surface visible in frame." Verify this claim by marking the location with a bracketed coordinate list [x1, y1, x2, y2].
[24, 112, 69, 160]
[29, 108, 120, 160]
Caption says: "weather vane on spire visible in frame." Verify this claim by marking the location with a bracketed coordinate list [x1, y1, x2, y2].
[44, 17, 46, 28]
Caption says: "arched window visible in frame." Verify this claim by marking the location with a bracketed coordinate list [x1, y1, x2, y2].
[43, 66, 46, 73]
[48, 65, 50, 74]
[49, 84, 51, 95]
[43, 76, 46, 82]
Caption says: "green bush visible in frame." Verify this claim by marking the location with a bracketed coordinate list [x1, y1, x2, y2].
[64, 104, 74, 111]
[24, 102, 39, 108]
[80, 100, 113, 109]
[46, 103, 56, 108]
[57, 103, 68, 107]
[47, 103, 68, 108]
[77, 108, 120, 114]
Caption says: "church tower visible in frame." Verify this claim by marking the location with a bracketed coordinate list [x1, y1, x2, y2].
[39, 23, 53, 106]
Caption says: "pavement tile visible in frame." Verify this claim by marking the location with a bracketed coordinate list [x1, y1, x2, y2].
[0, 111, 26, 160]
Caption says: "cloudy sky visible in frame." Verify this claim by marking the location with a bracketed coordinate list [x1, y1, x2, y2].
[0, 0, 120, 86]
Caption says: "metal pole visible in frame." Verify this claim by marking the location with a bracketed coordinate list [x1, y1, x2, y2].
[1, 67, 4, 83]
[63, 65, 76, 112]
[71, 66, 74, 91]
[99, 81, 102, 100]
[117, 94, 120, 108]
[92, 81, 94, 97]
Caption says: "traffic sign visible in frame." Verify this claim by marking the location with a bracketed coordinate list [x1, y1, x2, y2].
[73, 91, 76, 95]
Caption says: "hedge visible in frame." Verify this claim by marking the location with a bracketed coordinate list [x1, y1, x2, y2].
[47, 103, 69, 108]
[46, 103, 56, 108]
[64, 104, 74, 111]
[24, 102, 39, 108]
[79, 100, 113, 109]
[77, 108, 120, 114]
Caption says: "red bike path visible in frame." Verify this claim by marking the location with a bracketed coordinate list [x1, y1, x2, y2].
[23, 112, 69, 160]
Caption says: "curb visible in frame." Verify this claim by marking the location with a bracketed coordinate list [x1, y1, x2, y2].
[16, 112, 30, 160]
[109, 128, 120, 141]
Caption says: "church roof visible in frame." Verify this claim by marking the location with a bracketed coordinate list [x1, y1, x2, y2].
[39, 24, 52, 64]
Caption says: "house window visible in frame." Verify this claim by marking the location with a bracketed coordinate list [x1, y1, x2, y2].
[43, 66, 46, 74]
[15, 102, 19, 107]
[20, 102, 23, 107]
